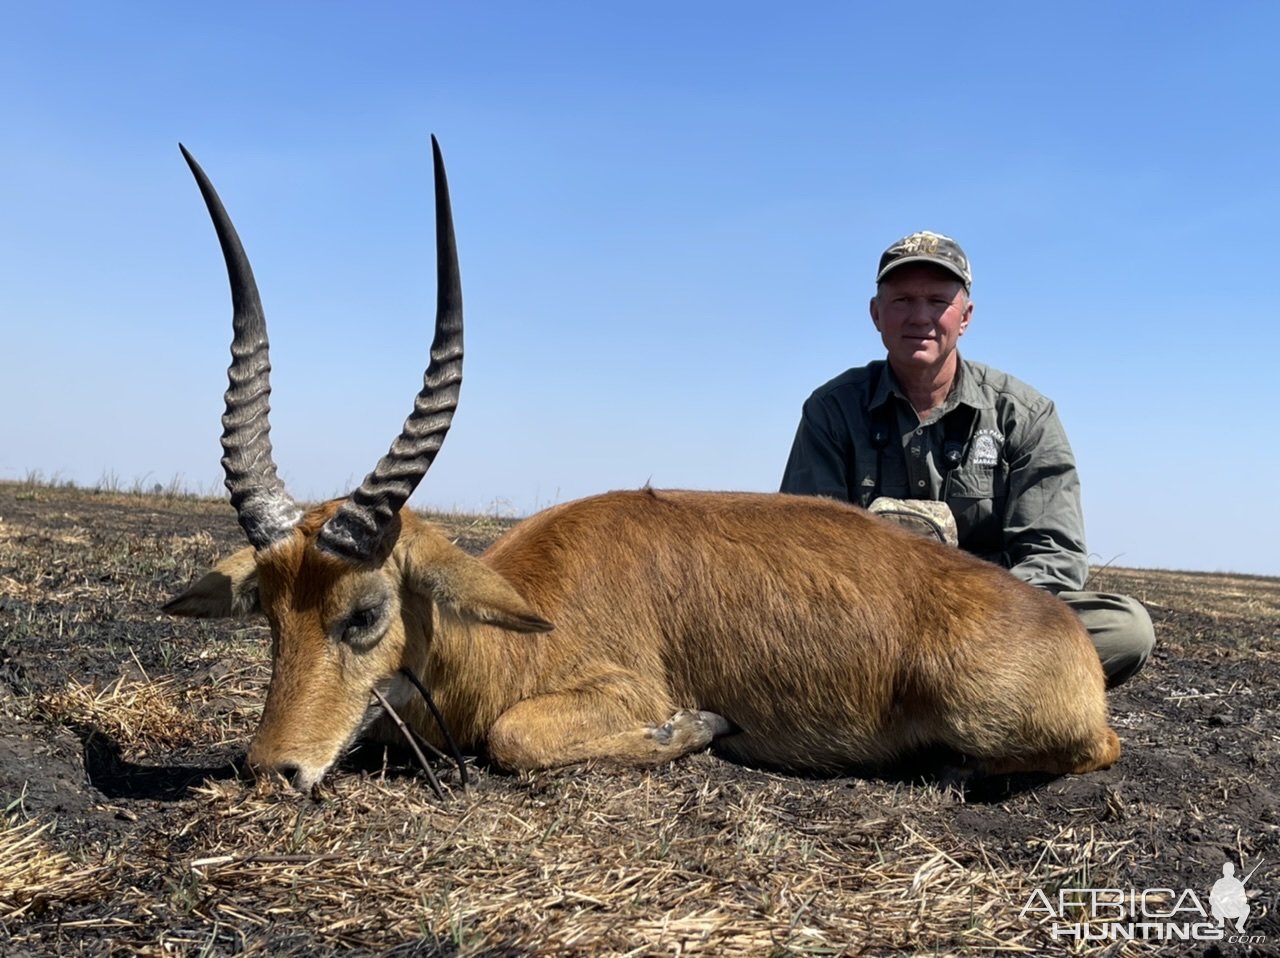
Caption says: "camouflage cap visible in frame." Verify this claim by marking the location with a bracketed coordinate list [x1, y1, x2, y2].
[867, 497, 958, 547]
[876, 230, 971, 290]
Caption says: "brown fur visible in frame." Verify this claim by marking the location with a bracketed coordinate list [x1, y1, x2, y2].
[166, 489, 1120, 790]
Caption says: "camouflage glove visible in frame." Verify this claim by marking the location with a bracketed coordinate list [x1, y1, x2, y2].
[867, 497, 958, 547]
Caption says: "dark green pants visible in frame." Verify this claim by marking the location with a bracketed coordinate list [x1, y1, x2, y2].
[1057, 591, 1155, 688]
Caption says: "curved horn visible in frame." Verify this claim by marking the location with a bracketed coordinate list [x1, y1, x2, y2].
[180, 144, 301, 550]
[317, 136, 463, 563]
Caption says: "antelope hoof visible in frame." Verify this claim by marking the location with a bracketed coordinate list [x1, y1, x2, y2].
[650, 709, 730, 747]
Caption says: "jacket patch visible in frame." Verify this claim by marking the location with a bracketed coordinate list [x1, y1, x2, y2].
[972, 429, 1003, 467]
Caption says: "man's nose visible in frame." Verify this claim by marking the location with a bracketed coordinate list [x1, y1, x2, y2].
[906, 302, 934, 324]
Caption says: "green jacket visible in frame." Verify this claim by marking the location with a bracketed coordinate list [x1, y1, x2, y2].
[780, 357, 1088, 593]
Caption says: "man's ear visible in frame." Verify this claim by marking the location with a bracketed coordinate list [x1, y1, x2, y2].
[163, 546, 261, 618]
[401, 534, 553, 635]
[869, 295, 882, 332]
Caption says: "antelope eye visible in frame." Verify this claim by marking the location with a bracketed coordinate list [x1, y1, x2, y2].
[341, 605, 385, 646]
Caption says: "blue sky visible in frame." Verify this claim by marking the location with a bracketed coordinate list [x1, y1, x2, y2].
[2, 3, 1276, 576]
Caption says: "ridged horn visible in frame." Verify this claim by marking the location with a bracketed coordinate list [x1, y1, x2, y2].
[180, 144, 302, 551]
[317, 136, 463, 563]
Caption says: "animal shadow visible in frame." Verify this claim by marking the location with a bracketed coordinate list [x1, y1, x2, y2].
[868, 745, 1060, 803]
[719, 743, 1061, 804]
[70, 722, 242, 801]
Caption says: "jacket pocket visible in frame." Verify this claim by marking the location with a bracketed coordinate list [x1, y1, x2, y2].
[947, 464, 1007, 554]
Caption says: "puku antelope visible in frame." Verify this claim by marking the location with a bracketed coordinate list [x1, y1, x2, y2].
[165, 138, 1120, 794]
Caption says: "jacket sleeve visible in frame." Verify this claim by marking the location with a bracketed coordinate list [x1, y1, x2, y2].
[1001, 399, 1089, 592]
[780, 394, 853, 500]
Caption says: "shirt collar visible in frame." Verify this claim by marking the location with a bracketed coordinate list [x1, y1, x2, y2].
[947, 357, 994, 412]
[870, 355, 991, 419]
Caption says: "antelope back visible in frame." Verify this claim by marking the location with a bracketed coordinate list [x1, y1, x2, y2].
[477, 488, 1110, 771]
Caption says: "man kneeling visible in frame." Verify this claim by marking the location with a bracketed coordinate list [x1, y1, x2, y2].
[781, 230, 1154, 688]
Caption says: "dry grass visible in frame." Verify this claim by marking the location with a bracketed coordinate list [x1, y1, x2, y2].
[1, 481, 1277, 956]
[0, 817, 103, 922]
[38, 675, 209, 751]
[1091, 565, 1280, 624]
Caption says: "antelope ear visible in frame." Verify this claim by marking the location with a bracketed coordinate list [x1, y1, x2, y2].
[402, 534, 553, 634]
[163, 547, 261, 618]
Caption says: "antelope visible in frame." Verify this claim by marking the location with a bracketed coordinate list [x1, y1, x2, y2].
[164, 138, 1121, 793]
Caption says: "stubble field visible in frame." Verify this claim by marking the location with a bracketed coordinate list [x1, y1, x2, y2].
[1, 480, 1277, 956]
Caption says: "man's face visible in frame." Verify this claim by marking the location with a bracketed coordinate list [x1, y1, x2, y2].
[870, 263, 972, 373]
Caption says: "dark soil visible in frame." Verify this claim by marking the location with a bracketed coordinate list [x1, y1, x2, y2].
[1, 481, 1277, 956]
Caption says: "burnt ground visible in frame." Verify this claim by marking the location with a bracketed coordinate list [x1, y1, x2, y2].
[0, 479, 1277, 956]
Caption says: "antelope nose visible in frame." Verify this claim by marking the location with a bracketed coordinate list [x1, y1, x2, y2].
[247, 755, 308, 791]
